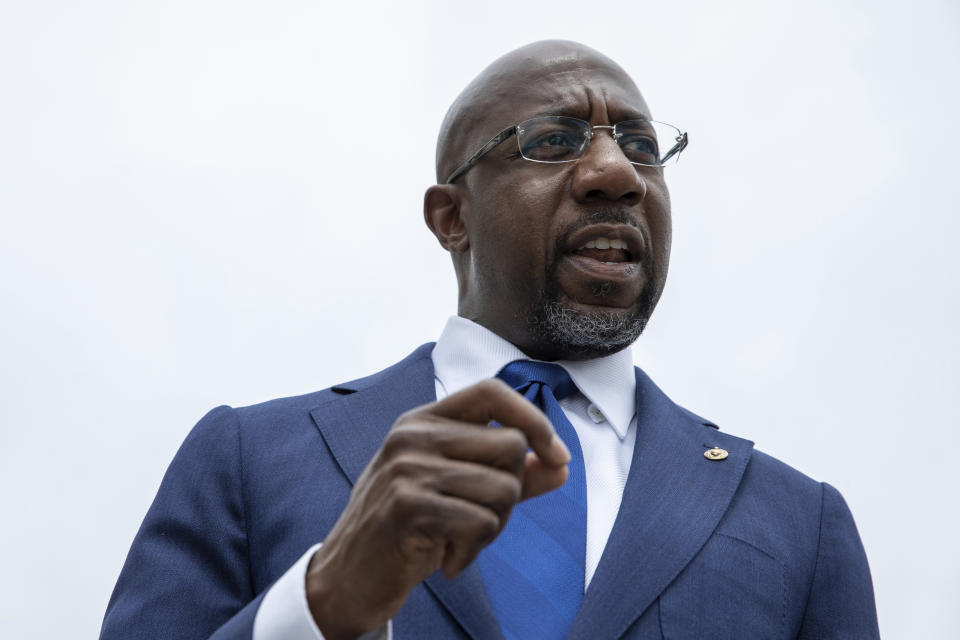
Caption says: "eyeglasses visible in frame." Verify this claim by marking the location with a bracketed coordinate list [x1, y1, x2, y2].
[445, 115, 688, 184]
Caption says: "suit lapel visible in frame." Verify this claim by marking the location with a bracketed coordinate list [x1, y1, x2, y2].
[308, 344, 503, 640]
[567, 368, 754, 640]
[422, 569, 505, 640]
[309, 346, 436, 485]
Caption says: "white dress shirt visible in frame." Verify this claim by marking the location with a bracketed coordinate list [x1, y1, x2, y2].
[254, 316, 638, 639]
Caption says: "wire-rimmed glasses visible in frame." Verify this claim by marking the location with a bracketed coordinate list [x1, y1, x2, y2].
[445, 115, 688, 184]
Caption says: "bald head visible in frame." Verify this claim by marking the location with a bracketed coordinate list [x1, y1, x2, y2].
[435, 40, 645, 184]
[423, 40, 672, 360]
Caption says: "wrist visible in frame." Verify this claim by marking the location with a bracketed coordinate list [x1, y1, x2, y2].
[305, 547, 372, 640]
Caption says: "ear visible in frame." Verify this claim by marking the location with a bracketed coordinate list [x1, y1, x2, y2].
[423, 184, 469, 253]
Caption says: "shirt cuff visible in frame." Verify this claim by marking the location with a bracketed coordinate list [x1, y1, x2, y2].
[252, 543, 391, 640]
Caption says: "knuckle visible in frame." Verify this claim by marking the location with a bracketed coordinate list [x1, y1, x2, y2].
[382, 426, 421, 457]
[384, 454, 424, 479]
[473, 511, 500, 542]
[491, 475, 522, 513]
[488, 377, 513, 394]
[498, 429, 529, 468]
[389, 481, 424, 518]
[504, 476, 523, 504]
[392, 408, 422, 431]
[501, 427, 528, 450]
[394, 407, 417, 425]
[476, 377, 509, 397]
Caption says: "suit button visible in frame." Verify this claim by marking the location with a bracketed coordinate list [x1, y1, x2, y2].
[704, 446, 729, 461]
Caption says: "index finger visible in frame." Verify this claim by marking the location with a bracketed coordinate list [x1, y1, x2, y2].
[423, 378, 570, 467]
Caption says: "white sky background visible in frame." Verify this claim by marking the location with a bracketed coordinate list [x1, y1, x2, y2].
[1, 0, 957, 637]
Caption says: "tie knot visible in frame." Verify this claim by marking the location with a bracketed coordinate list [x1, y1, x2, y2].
[497, 360, 578, 401]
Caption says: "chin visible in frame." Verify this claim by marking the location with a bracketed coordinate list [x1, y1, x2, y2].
[527, 297, 652, 360]
[524, 245, 665, 359]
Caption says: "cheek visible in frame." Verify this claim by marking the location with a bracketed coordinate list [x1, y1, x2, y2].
[485, 174, 561, 245]
[510, 171, 568, 214]
[470, 190, 557, 290]
[473, 213, 541, 278]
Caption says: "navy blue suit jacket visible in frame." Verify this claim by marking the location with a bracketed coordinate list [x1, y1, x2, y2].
[101, 344, 879, 639]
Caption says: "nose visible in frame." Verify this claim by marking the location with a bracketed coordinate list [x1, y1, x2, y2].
[570, 129, 646, 205]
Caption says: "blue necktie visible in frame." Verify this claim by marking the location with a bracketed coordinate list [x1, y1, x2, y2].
[476, 360, 587, 640]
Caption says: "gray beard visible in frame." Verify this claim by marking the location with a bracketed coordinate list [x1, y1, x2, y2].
[525, 207, 659, 359]
[527, 293, 651, 359]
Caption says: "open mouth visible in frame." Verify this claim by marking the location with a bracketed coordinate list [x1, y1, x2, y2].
[571, 236, 635, 265]
[554, 223, 649, 306]
[562, 224, 646, 269]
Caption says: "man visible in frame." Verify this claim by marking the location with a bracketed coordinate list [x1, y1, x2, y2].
[101, 41, 880, 639]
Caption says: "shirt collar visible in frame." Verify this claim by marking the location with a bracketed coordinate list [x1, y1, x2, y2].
[431, 316, 637, 439]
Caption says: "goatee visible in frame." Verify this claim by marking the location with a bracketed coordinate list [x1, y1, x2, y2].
[527, 208, 661, 359]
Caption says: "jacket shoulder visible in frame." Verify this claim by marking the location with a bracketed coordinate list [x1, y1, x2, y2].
[746, 447, 823, 493]
[227, 342, 436, 424]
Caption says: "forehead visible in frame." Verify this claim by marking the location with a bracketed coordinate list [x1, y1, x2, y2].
[485, 62, 650, 127]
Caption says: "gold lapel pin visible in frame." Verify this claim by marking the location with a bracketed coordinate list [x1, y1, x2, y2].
[704, 446, 728, 461]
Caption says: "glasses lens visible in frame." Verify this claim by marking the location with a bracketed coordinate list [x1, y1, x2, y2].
[517, 116, 590, 162]
[616, 120, 685, 166]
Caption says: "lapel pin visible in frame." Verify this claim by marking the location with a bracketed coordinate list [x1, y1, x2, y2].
[704, 446, 728, 461]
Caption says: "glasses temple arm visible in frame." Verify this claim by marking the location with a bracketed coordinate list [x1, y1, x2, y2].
[658, 131, 688, 165]
[445, 126, 518, 184]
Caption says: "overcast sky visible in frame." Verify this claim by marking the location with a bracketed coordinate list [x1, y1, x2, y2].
[2, 0, 958, 637]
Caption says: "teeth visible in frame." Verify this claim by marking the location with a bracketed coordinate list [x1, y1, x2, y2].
[578, 237, 627, 251]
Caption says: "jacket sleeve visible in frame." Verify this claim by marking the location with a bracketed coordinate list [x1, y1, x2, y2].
[797, 482, 880, 639]
[100, 406, 262, 640]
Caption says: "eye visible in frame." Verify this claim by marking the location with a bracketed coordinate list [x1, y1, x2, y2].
[521, 129, 581, 161]
[516, 116, 588, 162]
[538, 131, 577, 148]
[616, 119, 673, 165]
[618, 134, 659, 164]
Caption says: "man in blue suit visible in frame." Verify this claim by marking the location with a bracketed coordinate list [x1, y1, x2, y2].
[101, 41, 879, 639]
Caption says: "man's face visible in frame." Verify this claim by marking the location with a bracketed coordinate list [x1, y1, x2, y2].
[452, 58, 672, 360]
